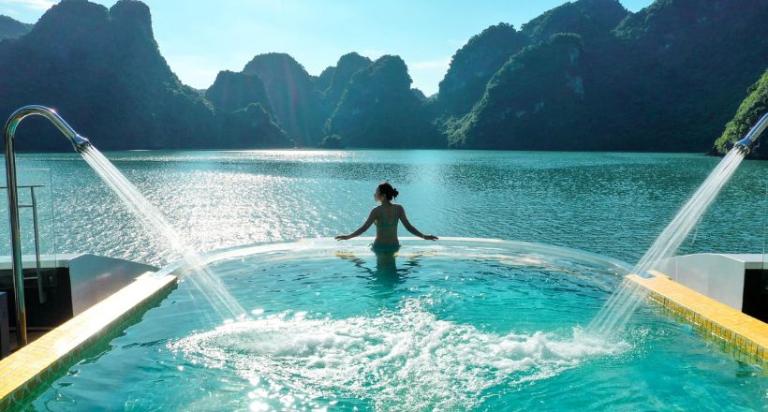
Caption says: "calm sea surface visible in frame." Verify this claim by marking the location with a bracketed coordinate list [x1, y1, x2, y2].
[5, 150, 768, 267]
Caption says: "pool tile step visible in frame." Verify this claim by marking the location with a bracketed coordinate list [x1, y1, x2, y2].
[0, 273, 177, 409]
[629, 273, 768, 365]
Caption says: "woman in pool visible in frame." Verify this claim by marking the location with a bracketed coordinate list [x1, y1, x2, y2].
[335, 182, 438, 251]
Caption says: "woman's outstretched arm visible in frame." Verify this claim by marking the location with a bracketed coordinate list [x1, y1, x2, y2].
[399, 206, 438, 241]
[336, 209, 376, 240]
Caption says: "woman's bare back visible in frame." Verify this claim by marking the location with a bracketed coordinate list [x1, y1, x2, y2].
[373, 204, 401, 246]
[335, 182, 438, 247]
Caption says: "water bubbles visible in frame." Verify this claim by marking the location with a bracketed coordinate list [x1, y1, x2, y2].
[171, 297, 627, 410]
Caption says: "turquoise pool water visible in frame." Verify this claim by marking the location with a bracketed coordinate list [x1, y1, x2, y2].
[25, 239, 768, 410]
[5, 150, 768, 409]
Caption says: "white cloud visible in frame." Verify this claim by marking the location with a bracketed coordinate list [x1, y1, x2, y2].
[3, 0, 56, 11]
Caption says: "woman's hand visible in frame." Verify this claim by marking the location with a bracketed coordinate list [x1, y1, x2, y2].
[335, 235, 351, 241]
[422, 234, 438, 241]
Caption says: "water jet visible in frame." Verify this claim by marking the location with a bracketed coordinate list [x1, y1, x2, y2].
[591, 112, 768, 339]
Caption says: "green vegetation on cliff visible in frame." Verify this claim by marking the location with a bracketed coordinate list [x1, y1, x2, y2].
[715, 70, 768, 155]
[326, 55, 439, 148]
[321, 52, 372, 110]
[437, 23, 527, 116]
[3, 0, 768, 152]
[0, 0, 288, 150]
[521, 0, 628, 43]
[218, 51, 434, 149]
[450, 34, 588, 149]
[437, 0, 626, 120]
[449, 0, 768, 152]
[606, 0, 768, 151]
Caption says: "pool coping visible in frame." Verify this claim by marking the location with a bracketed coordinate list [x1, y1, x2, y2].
[628, 272, 768, 365]
[0, 272, 177, 410]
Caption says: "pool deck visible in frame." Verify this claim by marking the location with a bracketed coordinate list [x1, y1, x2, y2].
[628, 272, 768, 364]
[0, 272, 177, 409]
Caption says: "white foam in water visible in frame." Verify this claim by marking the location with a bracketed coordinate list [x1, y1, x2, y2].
[80, 146, 245, 319]
[172, 298, 627, 410]
[590, 149, 746, 336]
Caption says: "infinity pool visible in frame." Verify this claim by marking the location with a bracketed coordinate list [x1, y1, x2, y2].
[22, 239, 768, 411]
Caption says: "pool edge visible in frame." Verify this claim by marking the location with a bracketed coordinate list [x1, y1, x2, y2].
[0, 273, 177, 409]
[628, 273, 768, 366]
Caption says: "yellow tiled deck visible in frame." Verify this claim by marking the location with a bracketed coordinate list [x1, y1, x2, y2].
[0, 273, 177, 409]
[629, 273, 768, 364]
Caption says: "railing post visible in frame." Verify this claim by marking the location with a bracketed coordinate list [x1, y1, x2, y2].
[30, 186, 45, 303]
[4, 118, 27, 347]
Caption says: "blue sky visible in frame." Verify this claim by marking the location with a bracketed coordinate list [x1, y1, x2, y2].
[2, 0, 653, 95]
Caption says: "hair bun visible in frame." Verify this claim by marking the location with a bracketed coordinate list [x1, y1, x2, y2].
[377, 182, 399, 200]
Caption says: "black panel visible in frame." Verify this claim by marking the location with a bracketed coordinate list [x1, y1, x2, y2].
[0, 268, 73, 328]
[743, 269, 768, 322]
[0, 292, 9, 358]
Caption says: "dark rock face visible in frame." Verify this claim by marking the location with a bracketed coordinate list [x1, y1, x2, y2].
[243, 53, 323, 146]
[0, 0, 288, 150]
[521, 0, 628, 44]
[215, 103, 289, 148]
[326, 55, 439, 148]
[0, 15, 32, 40]
[223, 51, 439, 149]
[322, 52, 372, 109]
[206, 71, 272, 114]
[437, 1, 627, 119]
[315, 66, 335, 93]
[451, 34, 588, 149]
[4, 0, 768, 152]
[437, 23, 528, 116]
[612, 0, 768, 152]
[451, 0, 768, 152]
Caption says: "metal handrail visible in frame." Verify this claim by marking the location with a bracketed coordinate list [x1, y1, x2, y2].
[3, 106, 91, 347]
[1, 185, 46, 303]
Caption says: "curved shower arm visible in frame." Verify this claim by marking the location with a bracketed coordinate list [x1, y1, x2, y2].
[3, 105, 91, 348]
[734, 112, 768, 154]
[3, 105, 91, 152]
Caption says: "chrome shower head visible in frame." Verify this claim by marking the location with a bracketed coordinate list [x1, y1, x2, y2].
[71, 133, 91, 152]
[731, 112, 768, 155]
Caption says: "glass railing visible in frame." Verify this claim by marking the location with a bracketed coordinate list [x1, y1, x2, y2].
[0, 166, 58, 302]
